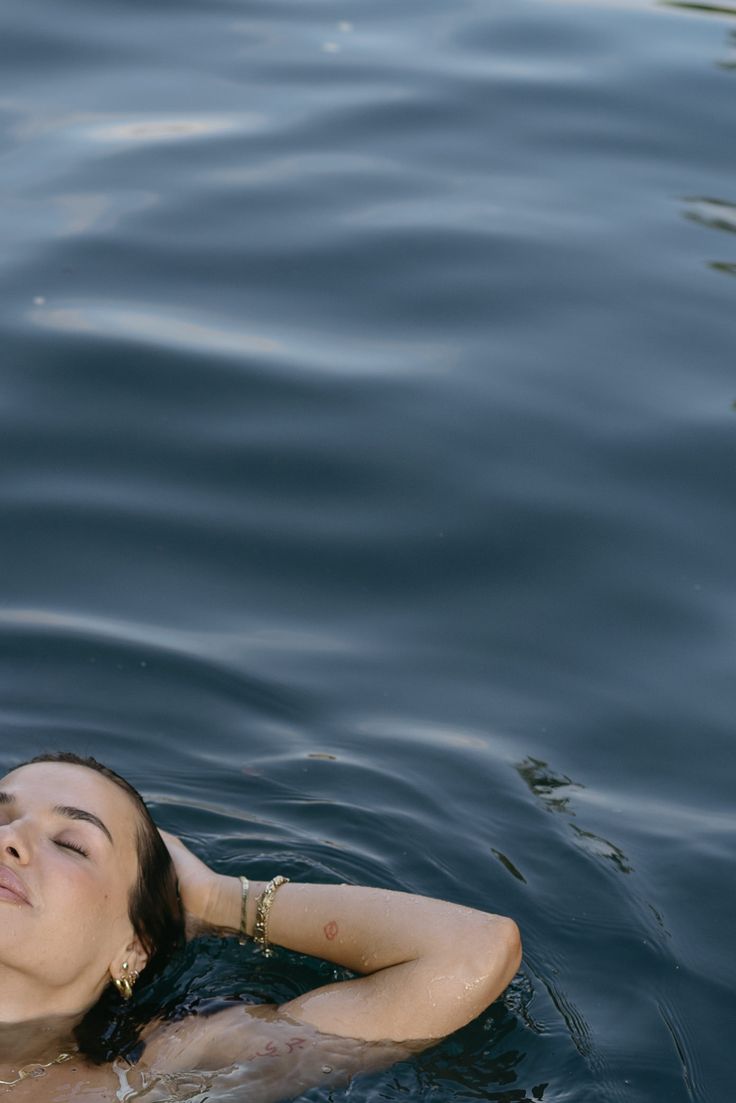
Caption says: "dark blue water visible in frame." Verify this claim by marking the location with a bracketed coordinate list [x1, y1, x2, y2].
[1, 0, 734, 1099]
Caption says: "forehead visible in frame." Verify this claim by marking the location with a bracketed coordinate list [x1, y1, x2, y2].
[0, 762, 141, 846]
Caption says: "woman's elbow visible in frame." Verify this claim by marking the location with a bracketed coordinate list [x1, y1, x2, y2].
[502, 916, 522, 975]
[481, 914, 522, 993]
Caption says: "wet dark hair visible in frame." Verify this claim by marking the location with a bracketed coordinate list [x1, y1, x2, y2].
[13, 752, 185, 1062]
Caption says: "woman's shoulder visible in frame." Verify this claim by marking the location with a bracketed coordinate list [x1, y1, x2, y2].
[139, 1000, 413, 1100]
[8, 1001, 415, 1101]
[141, 1000, 312, 1071]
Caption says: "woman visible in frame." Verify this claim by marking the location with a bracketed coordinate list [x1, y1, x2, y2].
[0, 753, 521, 1100]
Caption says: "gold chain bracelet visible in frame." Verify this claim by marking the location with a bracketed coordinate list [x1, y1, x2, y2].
[238, 875, 250, 944]
[253, 876, 289, 956]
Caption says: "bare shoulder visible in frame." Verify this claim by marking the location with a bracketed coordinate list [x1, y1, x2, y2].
[8, 1002, 416, 1103]
[141, 1001, 320, 1071]
[140, 1000, 416, 1101]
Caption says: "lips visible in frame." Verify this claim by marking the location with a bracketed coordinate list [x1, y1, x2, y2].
[0, 865, 31, 905]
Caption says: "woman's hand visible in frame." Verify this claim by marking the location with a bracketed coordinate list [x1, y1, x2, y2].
[159, 829, 240, 933]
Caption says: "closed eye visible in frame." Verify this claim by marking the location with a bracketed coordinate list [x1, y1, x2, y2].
[55, 839, 89, 858]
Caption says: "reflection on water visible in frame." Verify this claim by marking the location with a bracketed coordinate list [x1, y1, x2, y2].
[662, 1, 736, 17]
[682, 196, 736, 278]
[515, 756, 582, 816]
[516, 757, 632, 872]
[491, 848, 527, 883]
[29, 303, 281, 360]
[83, 116, 246, 145]
[569, 823, 633, 875]
[3, 107, 259, 144]
[52, 191, 159, 237]
[683, 196, 736, 234]
[26, 301, 450, 378]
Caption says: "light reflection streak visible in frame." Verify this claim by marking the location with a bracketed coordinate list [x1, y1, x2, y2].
[27, 301, 450, 377]
[0, 607, 357, 662]
[53, 191, 158, 236]
[83, 115, 249, 144]
[536, 0, 736, 14]
[30, 304, 281, 358]
[3, 104, 263, 144]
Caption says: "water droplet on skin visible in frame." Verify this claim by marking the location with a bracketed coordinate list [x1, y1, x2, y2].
[321, 1065, 333, 1074]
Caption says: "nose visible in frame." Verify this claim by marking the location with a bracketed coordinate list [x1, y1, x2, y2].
[0, 822, 31, 865]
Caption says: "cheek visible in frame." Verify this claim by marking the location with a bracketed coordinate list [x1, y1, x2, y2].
[44, 879, 133, 987]
[48, 861, 131, 945]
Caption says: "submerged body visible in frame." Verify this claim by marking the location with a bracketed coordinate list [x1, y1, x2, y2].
[0, 756, 521, 1100]
[1, 1007, 411, 1101]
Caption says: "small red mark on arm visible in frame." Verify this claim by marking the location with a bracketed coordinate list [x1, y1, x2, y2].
[323, 920, 338, 941]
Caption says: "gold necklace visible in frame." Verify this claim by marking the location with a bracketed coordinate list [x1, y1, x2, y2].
[0, 1051, 74, 1088]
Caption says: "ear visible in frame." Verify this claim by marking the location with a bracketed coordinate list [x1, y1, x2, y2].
[109, 938, 149, 987]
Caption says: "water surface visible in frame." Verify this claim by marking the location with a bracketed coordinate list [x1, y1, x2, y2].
[1, 0, 735, 1099]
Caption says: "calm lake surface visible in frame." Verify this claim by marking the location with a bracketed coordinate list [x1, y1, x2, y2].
[1, 0, 734, 1099]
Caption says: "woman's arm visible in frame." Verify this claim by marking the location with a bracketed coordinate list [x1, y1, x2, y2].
[161, 832, 521, 1043]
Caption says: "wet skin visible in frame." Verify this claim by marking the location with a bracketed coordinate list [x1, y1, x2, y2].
[0, 762, 520, 1100]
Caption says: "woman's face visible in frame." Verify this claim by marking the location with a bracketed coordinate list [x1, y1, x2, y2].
[0, 761, 145, 1020]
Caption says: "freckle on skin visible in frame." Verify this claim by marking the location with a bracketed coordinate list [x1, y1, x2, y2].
[323, 920, 338, 941]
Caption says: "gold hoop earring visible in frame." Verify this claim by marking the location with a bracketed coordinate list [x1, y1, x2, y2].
[114, 961, 139, 1001]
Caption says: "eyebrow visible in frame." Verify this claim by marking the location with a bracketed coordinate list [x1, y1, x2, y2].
[53, 805, 114, 845]
[0, 792, 114, 845]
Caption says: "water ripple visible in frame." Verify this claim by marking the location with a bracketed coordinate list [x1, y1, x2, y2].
[25, 300, 450, 377]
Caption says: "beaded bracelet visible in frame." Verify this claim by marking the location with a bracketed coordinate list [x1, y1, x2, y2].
[253, 875, 289, 956]
[238, 875, 250, 945]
